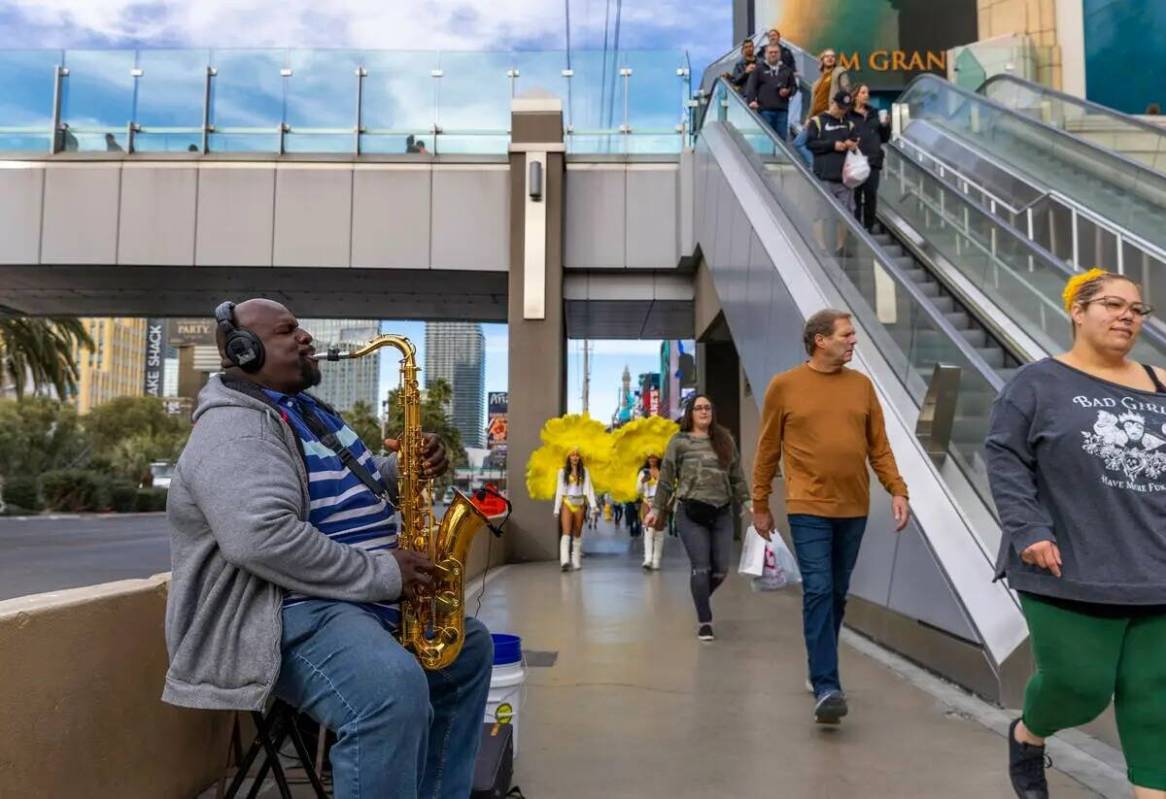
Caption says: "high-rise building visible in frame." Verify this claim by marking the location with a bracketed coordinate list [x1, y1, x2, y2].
[424, 322, 485, 449]
[302, 319, 380, 413]
[73, 318, 148, 414]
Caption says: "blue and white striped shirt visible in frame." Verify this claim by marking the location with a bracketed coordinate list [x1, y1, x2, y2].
[264, 389, 400, 628]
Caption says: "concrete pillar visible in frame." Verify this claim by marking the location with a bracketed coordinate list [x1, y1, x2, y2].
[506, 94, 566, 562]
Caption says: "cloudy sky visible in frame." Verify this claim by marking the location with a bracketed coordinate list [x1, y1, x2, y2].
[0, 0, 731, 78]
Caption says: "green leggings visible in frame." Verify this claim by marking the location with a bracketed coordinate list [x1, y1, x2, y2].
[1020, 593, 1166, 790]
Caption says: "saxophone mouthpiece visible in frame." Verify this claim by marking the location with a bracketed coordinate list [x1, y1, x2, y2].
[326, 347, 347, 361]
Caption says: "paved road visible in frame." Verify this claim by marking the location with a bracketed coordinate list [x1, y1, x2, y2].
[0, 514, 171, 601]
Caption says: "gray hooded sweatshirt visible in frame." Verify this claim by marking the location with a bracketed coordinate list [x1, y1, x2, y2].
[162, 373, 402, 711]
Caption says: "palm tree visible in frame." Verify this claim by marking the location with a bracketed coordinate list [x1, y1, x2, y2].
[0, 318, 93, 400]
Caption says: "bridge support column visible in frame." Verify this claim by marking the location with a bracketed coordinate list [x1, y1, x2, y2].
[506, 95, 566, 562]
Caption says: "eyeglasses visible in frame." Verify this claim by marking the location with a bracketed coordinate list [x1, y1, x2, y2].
[1082, 296, 1154, 318]
[692, 404, 713, 412]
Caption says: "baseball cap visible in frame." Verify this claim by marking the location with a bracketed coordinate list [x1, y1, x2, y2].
[833, 90, 854, 109]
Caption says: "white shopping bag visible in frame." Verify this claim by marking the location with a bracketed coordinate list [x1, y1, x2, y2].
[842, 149, 871, 189]
[737, 525, 768, 577]
[752, 533, 803, 591]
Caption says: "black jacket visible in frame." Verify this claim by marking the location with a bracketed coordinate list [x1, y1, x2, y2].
[744, 61, 798, 111]
[805, 112, 857, 182]
[729, 56, 761, 89]
[846, 107, 891, 169]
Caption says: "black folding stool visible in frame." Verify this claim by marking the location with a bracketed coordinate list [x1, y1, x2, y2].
[222, 699, 329, 799]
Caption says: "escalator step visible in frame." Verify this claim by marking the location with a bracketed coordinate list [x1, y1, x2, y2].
[944, 312, 970, 328]
[919, 282, 940, 297]
[976, 347, 1005, 368]
[960, 328, 988, 347]
[933, 296, 955, 312]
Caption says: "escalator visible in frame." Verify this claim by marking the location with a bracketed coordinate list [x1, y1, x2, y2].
[696, 76, 1029, 703]
[980, 74, 1166, 176]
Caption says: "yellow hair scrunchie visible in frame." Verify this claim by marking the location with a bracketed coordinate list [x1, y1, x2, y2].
[1062, 268, 1110, 313]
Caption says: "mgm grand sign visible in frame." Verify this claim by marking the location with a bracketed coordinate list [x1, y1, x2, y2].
[752, 0, 977, 88]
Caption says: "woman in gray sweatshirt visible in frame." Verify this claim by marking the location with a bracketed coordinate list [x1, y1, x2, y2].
[986, 269, 1166, 798]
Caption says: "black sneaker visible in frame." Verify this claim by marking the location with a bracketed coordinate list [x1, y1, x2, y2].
[561, 562, 570, 572]
[1008, 718, 1050, 798]
[697, 624, 715, 641]
[813, 690, 848, 724]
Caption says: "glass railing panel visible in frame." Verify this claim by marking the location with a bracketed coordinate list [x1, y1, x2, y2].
[512, 51, 568, 106]
[708, 81, 1004, 544]
[983, 76, 1166, 175]
[133, 49, 208, 152]
[59, 50, 136, 152]
[0, 50, 61, 152]
[899, 75, 1166, 255]
[435, 51, 512, 144]
[207, 49, 285, 152]
[620, 50, 687, 142]
[284, 50, 361, 154]
[358, 50, 437, 155]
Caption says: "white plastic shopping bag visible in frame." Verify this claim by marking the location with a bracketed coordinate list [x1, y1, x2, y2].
[752, 533, 803, 591]
[737, 525, 767, 577]
[842, 149, 871, 189]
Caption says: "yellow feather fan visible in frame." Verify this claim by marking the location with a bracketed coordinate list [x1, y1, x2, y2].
[598, 416, 680, 503]
[525, 413, 615, 501]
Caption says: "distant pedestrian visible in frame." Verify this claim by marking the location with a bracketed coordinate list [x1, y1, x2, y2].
[646, 395, 749, 641]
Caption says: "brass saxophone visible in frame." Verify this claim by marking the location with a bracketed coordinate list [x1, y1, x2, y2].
[327, 334, 489, 670]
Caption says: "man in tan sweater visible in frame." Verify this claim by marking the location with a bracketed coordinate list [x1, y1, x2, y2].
[752, 308, 910, 725]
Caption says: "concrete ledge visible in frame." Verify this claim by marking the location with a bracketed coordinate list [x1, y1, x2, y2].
[0, 574, 232, 799]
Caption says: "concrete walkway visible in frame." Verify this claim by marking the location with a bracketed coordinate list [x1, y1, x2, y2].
[474, 521, 1104, 799]
[222, 518, 1119, 798]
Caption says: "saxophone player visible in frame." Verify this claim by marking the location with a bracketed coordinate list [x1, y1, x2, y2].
[163, 299, 494, 799]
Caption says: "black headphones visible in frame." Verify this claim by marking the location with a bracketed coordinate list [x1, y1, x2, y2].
[215, 301, 265, 373]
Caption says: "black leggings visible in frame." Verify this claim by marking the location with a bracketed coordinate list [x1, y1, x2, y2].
[853, 165, 881, 230]
[677, 505, 734, 624]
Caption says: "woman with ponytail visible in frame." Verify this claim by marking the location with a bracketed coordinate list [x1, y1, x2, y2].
[987, 268, 1166, 798]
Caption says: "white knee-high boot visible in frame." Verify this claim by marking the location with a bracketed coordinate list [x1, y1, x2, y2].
[559, 534, 571, 571]
[571, 536, 583, 570]
[651, 529, 665, 569]
[642, 528, 655, 569]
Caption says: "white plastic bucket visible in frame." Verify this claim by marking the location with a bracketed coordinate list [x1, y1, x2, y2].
[484, 634, 526, 755]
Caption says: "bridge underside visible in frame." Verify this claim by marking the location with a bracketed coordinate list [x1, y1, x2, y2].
[0, 266, 510, 320]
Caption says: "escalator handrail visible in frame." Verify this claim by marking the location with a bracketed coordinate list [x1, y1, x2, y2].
[900, 74, 1166, 206]
[705, 76, 1005, 393]
[979, 73, 1166, 144]
[888, 138, 1166, 354]
[899, 122, 1166, 266]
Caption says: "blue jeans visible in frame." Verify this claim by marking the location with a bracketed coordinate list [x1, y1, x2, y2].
[759, 108, 789, 141]
[788, 515, 868, 697]
[792, 124, 813, 166]
[274, 600, 493, 799]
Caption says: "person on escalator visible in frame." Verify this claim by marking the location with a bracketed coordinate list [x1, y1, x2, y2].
[987, 268, 1166, 799]
[792, 49, 850, 166]
[847, 85, 891, 232]
[726, 38, 761, 91]
[745, 43, 799, 140]
[806, 90, 859, 212]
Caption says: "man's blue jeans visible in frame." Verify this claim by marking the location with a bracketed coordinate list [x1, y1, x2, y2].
[759, 108, 789, 141]
[274, 600, 493, 799]
[792, 124, 814, 166]
[788, 515, 868, 697]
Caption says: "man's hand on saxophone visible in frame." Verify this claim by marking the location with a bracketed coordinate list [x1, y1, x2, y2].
[392, 549, 436, 600]
[384, 432, 450, 479]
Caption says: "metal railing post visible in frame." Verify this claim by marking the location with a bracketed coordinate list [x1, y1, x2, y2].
[50, 64, 68, 154]
[619, 67, 632, 134]
[354, 66, 366, 155]
[202, 65, 216, 154]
